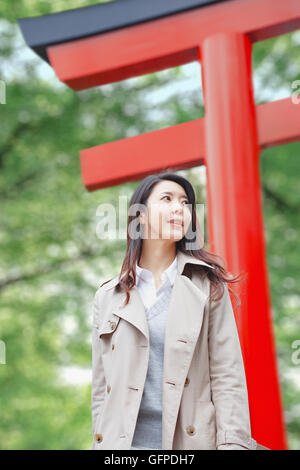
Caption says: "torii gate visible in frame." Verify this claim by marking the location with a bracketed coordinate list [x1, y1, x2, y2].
[18, 0, 300, 450]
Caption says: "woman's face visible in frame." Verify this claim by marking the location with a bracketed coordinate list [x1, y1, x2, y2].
[140, 180, 192, 241]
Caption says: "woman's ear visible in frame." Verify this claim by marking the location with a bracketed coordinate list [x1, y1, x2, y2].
[139, 211, 146, 225]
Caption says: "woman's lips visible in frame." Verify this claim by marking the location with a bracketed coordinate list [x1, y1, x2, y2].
[169, 221, 183, 227]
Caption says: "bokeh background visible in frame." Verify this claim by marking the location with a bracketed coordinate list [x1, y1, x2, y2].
[0, 0, 299, 450]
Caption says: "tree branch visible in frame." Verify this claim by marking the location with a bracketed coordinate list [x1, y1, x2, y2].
[0, 246, 101, 292]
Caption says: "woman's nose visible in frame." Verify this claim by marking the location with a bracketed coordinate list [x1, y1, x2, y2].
[170, 210, 183, 219]
[171, 201, 183, 212]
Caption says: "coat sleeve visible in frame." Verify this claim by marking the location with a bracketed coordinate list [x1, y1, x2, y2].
[91, 290, 107, 438]
[208, 282, 256, 450]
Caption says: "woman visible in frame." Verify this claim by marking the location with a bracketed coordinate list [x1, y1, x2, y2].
[91, 171, 258, 450]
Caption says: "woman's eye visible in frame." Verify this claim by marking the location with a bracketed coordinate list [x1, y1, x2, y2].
[162, 196, 188, 205]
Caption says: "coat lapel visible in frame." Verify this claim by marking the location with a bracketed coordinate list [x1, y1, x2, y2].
[104, 251, 214, 342]
[112, 286, 149, 340]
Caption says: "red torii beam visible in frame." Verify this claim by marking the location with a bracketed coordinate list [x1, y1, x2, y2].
[19, 0, 300, 450]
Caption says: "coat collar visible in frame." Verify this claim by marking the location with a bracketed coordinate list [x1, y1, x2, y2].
[177, 250, 215, 276]
[102, 250, 215, 291]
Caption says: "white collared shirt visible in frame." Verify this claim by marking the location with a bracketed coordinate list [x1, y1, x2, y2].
[135, 255, 178, 310]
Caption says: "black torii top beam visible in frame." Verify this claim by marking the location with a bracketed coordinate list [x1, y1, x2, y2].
[18, 0, 229, 64]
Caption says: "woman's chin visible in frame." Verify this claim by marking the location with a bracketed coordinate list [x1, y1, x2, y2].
[165, 231, 184, 241]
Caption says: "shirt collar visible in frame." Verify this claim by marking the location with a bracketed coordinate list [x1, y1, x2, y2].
[135, 254, 178, 287]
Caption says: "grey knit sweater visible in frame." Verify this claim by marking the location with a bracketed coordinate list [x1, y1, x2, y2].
[131, 282, 173, 450]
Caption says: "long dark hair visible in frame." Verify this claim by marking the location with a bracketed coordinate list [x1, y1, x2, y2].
[100, 171, 245, 307]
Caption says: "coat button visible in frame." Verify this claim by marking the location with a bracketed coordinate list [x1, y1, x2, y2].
[95, 433, 103, 443]
[186, 425, 195, 435]
[107, 385, 111, 393]
[110, 322, 116, 331]
[112, 344, 115, 350]
[184, 377, 190, 386]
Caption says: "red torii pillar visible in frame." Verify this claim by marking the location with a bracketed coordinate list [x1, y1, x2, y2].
[201, 31, 281, 447]
[23, 0, 300, 450]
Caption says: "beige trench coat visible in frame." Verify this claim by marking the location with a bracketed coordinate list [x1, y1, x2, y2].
[91, 250, 258, 450]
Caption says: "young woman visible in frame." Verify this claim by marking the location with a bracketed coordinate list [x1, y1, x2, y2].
[91, 171, 259, 450]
